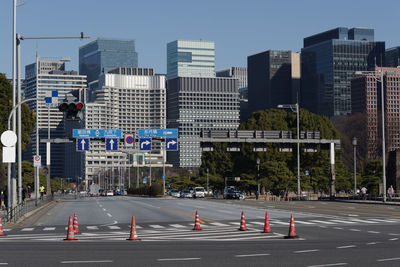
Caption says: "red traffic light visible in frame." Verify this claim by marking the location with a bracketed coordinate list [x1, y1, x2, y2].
[76, 102, 83, 110]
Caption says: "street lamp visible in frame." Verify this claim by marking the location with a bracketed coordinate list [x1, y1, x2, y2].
[355, 70, 386, 202]
[206, 168, 209, 194]
[277, 95, 300, 200]
[256, 158, 260, 195]
[352, 137, 357, 198]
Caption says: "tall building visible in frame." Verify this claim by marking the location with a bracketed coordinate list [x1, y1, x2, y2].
[301, 27, 385, 117]
[24, 59, 87, 178]
[79, 38, 138, 84]
[84, 68, 166, 185]
[386, 47, 400, 67]
[217, 67, 248, 122]
[351, 67, 400, 160]
[167, 77, 239, 167]
[247, 50, 300, 115]
[167, 40, 215, 80]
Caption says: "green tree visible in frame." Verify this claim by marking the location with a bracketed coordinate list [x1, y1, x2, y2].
[361, 160, 382, 195]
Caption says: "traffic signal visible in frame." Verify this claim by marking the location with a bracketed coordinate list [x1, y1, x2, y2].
[58, 102, 84, 120]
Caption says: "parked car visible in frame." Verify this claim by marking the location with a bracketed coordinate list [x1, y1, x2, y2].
[170, 189, 181, 198]
[181, 190, 192, 198]
[193, 187, 205, 198]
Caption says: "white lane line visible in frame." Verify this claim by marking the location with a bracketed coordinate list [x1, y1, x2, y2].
[333, 227, 343, 230]
[307, 263, 348, 267]
[295, 220, 315, 225]
[21, 228, 34, 231]
[210, 222, 229, 227]
[43, 227, 56, 231]
[366, 242, 379, 245]
[337, 245, 356, 249]
[106, 213, 112, 217]
[2, 229, 11, 232]
[389, 233, 400, 236]
[349, 219, 378, 224]
[329, 219, 356, 224]
[367, 231, 380, 234]
[235, 253, 270, 257]
[309, 220, 336, 225]
[149, 225, 165, 229]
[250, 222, 265, 226]
[294, 249, 319, 253]
[349, 229, 361, 232]
[319, 226, 327, 228]
[108, 226, 120, 230]
[389, 238, 399, 241]
[102, 208, 106, 211]
[0, 263, 8, 265]
[269, 220, 288, 225]
[157, 258, 200, 261]
[368, 218, 398, 223]
[377, 257, 400, 262]
[61, 260, 113, 264]
[86, 226, 99, 230]
[347, 214, 359, 217]
[169, 224, 187, 228]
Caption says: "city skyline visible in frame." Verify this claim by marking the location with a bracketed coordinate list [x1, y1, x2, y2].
[1, 0, 400, 77]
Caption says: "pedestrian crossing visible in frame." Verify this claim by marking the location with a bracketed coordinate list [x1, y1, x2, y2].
[3, 217, 400, 235]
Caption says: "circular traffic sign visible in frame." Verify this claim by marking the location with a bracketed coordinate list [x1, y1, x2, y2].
[1, 130, 17, 147]
[34, 155, 41, 162]
[126, 136, 134, 144]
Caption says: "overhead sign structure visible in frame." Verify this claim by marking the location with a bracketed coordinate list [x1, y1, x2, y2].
[139, 138, 152, 151]
[106, 138, 118, 151]
[33, 155, 41, 167]
[45, 90, 59, 108]
[76, 138, 89, 151]
[73, 129, 122, 138]
[125, 134, 135, 147]
[165, 138, 178, 151]
[138, 129, 178, 138]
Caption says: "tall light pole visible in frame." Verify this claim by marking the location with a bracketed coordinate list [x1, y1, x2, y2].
[256, 158, 260, 195]
[206, 168, 209, 194]
[352, 137, 357, 198]
[355, 70, 386, 202]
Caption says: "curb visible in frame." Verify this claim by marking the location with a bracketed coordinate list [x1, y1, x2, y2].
[333, 199, 400, 206]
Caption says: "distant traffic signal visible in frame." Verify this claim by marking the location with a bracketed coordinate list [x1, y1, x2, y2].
[58, 102, 84, 121]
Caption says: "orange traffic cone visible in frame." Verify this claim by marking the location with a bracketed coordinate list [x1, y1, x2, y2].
[238, 211, 248, 231]
[64, 216, 77, 241]
[263, 211, 271, 233]
[127, 216, 141, 241]
[193, 210, 202, 231]
[0, 217, 6, 236]
[73, 213, 81, 235]
[284, 214, 299, 239]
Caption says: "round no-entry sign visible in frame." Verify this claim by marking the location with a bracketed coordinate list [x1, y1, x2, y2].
[33, 155, 41, 167]
[125, 134, 134, 147]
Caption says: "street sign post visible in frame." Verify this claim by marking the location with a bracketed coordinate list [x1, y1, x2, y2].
[76, 138, 89, 151]
[165, 138, 178, 151]
[143, 177, 147, 184]
[106, 138, 118, 151]
[125, 134, 135, 147]
[45, 90, 59, 108]
[33, 155, 41, 167]
[139, 138, 152, 151]
[73, 129, 122, 138]
[138, 129, 178, 138]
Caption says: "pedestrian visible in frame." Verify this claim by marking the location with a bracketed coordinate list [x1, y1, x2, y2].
[361, 186, 367, 200]
[255, 190, 259, 200]
[388, 185, 394, 201]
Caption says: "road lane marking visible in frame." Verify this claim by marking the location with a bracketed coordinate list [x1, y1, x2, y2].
[389, 238, 399, 241]
[367, 231, 380, 234]
[43, 227, 56, 231]
[349, 219, 378, 224]
[250, 222, 265, 225]
[349, 229, 361, 232]
[337, 245, 356, 249]
[295, 220, 315, 225]
[0, 263, 8, 265]
[61, 260, 113, 264]
[329, 219, 356, 224]
[294, 249, 319, 253]
[389, 233, 400, 236]
[309, 220, 336, 225]
[157, 258, 200, 261]
[21, 228, 34, 231]
[149, 225, 165, 229]
[368, 218, 398, 223]
[377, 258, 400, 262]
[210, 222, 229, 227]
[108, 226, 120, 230]
[307, 263, 348, 267]
[162, 208, 207, 224]
[106, 213, 112, 217]
[333, 227, 343, 230]
[86, 226, 99, 230]
[366, 242, 379, 245]
[169, 224, 186, 228]
[269, 220, 288, 225]
[235, 253, 270, 257]
[102, 208, 106, 211]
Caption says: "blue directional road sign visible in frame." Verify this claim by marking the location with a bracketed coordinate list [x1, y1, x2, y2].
[73, 129, 122, 138]
[143, 177, 147, 184]
[162, 175, 166, 181]
[76, 138, 89, 151]
[165, 138, 178, 151]
[106, 138, 118, 151]
[138, 129, 178, 138]
[139, 138, 152, 151]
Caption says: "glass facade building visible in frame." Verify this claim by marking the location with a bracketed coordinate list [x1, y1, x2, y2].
[167, 40, 215, 80]
[386, 47, 400, 67]
[79, 38, 138, 84]
[301, 27, 385, 117]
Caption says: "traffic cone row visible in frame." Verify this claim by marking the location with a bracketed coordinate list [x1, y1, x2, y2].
[73, 213, 80, 235]
[284, 214, 299, 239]
[127, 216, 140, 241]
[64, 216, 76, 241]
[193, 210, 202, 231]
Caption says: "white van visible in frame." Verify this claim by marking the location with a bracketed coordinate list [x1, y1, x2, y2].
[193, 187, 205, 198]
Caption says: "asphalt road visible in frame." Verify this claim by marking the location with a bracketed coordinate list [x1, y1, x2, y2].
[0, 196, 399, 266]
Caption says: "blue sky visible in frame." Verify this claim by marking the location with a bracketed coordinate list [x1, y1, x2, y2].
[0, 0, 399, 77]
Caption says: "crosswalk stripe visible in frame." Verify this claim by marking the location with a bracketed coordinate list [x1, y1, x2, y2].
[250, 222, 265, 226]
[294, 220, 315, 225]
[209, 222, 229, 227]
[149, 225, 165, 229]
[108, 226, 120, 230]
[269, 220, 288, 225]
[309, 220, 336, 225]
[368, 219, 399, 223]
[169, 224, 187, 228]
[329, 219, 356, 224]
[43, 227, 56, 231]
[86, 226, 99, 230]
[229, 222, 240, 226]
[21, 228, 34, 231]
[349, 219, 379, 224]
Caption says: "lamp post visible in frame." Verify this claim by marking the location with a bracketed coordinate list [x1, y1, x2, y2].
[352, 137, 357, 198]
[256, 158, 260, 195]
[355, 70, 386, 202]
[206, 168, 209, 194]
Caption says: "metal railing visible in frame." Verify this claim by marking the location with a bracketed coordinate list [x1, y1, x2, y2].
[1, 196, 53, 224]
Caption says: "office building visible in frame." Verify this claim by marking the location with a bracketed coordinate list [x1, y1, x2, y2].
[217, 67, 248, 122]
[167, 40, 215, 80]
[247, 50, 300, 115]
[351, 67, 400, 160]
[167, 77, 239, 167]
[386, 47, 400, 67]
[388, 150, 400, 191]
[301, 27, 385, 117]
[84, 68, 166, 185]
[24, 59, 87, 178]
[79, 38, 138, 85]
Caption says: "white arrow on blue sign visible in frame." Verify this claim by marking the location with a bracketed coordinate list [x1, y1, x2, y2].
[165, 138, 178, 151]
[106, 138, 118, 151]
[139, 138, 152, 151]
[76, 138, 89, 151]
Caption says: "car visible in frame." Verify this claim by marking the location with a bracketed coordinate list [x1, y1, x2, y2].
[106, 190, 114, 196]
[181, 190, 192, 198]
[223, 186, 242, 199]
[170, 189, 181, 198]
[193, 187, 205, 198]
